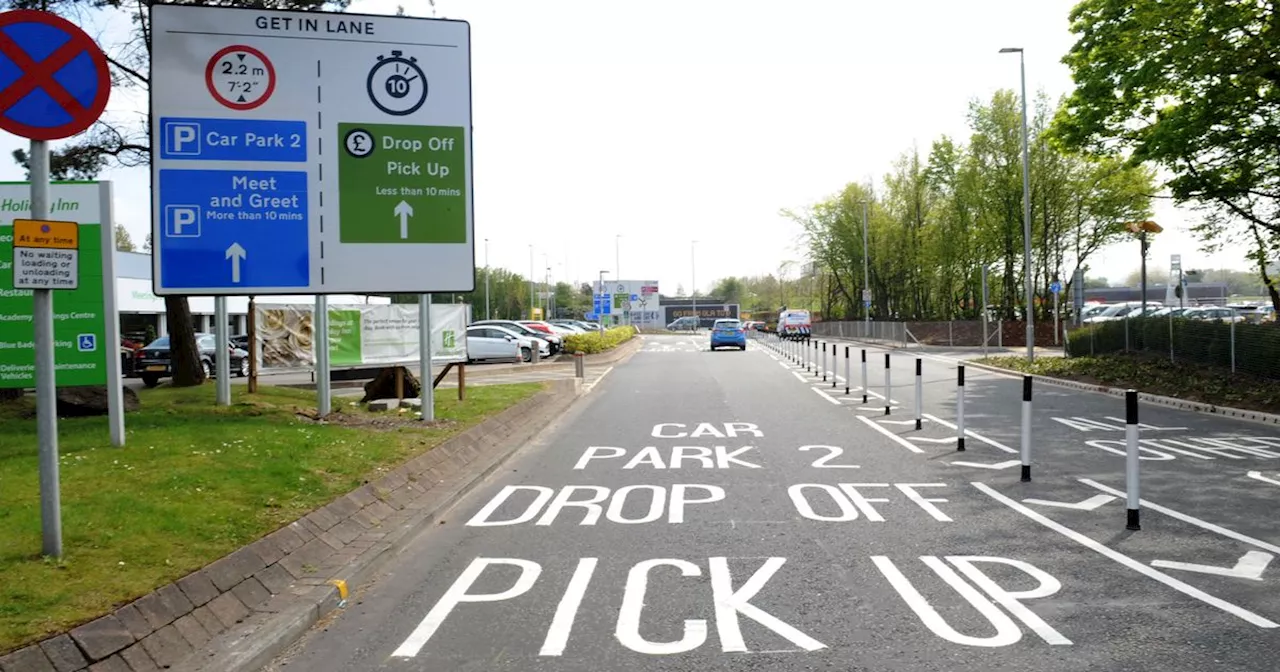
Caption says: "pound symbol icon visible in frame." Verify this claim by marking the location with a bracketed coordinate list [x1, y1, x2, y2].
[344, 128, 375, 158]
[366, 50, 428, 116]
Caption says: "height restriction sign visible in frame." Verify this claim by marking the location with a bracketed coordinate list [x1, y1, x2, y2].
[0, 10, 110, 140]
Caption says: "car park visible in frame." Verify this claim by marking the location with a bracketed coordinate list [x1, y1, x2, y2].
[466, 325, 547, 363]
[709, 318, 747, 351]
[137, 333, 249, 388]
[472, 320, 562, 354]
[1182, 306, 1245, 323]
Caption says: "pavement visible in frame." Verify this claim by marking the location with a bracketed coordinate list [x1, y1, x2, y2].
[262, 332, 1280, 671]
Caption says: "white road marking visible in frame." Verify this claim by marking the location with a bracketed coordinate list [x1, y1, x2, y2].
[1021, 494, 1116, 511]
[949, 460, 1021, 470]
[1247, 471, 1280, 487]
[811, 387, 842, 405]
[923, 414, 1018, 454]
[539, 558, 598, 655]
[1152, 551, 1273, 582]
[1079, 479, 1280, 555]
[857, 406, 900, 412]
[584, 366, 614, 393]
[972, 482, 1279, 629]
[856, 416, 925, 454]
[878, 419, 918, 426]
[909, 437, 962, 444]
[791, 371, 809, 383]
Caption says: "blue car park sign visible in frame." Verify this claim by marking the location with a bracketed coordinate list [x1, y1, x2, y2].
[0, 10, 111, 141]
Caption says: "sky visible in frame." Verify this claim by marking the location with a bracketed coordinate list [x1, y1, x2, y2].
[0, 0, 1258, 295]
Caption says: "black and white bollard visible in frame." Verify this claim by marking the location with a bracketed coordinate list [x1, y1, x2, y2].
[844, 346, 850, 395]
[914, 358, 923, 430]
[821, 341, 827, 381]
[832, 343, 838, 388]
[884, 353, 892, 416]
[1020, 375, 1032, 482]
[861, 349, 868, 404]
[1125, 390, 1141, 530]
[807, 340, 813, 372]
[956, 365, 966, 452]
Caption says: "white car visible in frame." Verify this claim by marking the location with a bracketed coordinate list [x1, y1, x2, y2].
[466, 325, 549, 363]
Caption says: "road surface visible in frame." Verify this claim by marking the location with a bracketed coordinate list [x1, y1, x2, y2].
[269, 333, 1280, 671]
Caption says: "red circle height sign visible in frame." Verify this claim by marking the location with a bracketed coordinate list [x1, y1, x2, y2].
[205, 44, 276, 111]
[0, 10, 111, 141]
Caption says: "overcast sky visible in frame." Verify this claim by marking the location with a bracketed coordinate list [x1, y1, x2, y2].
[0, 0, 1255, 295]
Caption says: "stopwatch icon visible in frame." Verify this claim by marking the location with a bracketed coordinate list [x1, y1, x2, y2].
[366, 50, 428, 116]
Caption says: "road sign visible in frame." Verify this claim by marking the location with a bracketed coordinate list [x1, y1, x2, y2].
[0, 10, 110, 141]
[0, 182, 118, 389]
[151, 5, 474, 295]
[1050, 281, 1062, 294]
[862, 289, 872, 303]
[205, 44, 276, 110]
[12, 219, 79, 289]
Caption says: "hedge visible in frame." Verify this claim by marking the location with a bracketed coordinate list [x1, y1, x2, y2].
[1065, 316, 1280, 380]
[561, 326, 638, 355]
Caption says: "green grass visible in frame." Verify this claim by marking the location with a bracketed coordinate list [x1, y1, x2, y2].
[0, 382, 540, 653]
[978, 354, 1280, 414]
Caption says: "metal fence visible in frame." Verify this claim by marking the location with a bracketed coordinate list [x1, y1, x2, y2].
[1065, 316, 1280, 380]
[812, 320, 1006, 348]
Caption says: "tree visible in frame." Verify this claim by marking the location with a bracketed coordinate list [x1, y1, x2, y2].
[114, 224, 135, 252]
[3, 0, 352, 386]
[1053, 0, 1280, 312]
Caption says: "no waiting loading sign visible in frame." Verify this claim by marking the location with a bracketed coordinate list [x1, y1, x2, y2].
[0, 10, 110, 140]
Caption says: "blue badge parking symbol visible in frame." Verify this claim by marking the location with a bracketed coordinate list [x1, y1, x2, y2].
[77, 334, 97, 352]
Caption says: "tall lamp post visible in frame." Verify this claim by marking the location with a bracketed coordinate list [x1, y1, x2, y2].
[484, 238, 490, 320]
[691, 240, 698, 331]
[1000, 46, 1035, 361]
[616, 234, 624, 326]
[528, 244, 535, 320]
[1126, 220, 1163, 316]
[861, 198, 870, 337]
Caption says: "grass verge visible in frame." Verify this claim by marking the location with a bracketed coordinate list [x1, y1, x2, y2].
[977, 354, 1280, 415]
[0, 382, 540, 653]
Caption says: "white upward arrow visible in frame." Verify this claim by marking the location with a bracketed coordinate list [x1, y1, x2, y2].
[1152, 551, 1274, 581]
[394, 200, 414, 239]
[225, 242, 246, 283]
[1022, 494, 1116, 511]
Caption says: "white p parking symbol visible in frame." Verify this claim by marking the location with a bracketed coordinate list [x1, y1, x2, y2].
[166, 122, 201, 156]
[165, 205, 201, 238]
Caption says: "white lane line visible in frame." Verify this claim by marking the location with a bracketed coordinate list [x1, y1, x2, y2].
[857, 406, 899, 412]
[972, 482, 1279, 629]
[791, 371, 808, 383]
[922, 414, 1018, 454]
[1247, 471, 1280, 487]
[584, 366, 614, 393]
[909, 437, 961, 444]
[1079, 479, 1280, 555]
[811, 386, 842, 406]
[856, 415, 925, 454]
[877, 419, 918, 426]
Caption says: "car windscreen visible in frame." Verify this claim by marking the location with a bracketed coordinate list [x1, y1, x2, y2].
[145, 337, 170, 349]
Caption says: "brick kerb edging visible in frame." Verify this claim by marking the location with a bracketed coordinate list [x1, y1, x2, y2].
[961, 359, 1280, 428]
[0, 378, 584, 672]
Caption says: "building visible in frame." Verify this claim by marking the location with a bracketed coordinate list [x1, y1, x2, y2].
[115, 251, 388, 342]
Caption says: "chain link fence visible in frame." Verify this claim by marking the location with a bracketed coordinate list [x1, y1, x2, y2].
[1065, 316, 1280, 380]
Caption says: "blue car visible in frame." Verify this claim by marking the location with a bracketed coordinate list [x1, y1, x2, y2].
[709, 318, 747, 351]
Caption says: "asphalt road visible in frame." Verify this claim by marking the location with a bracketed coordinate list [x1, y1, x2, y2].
[268, 333, 1280, 671]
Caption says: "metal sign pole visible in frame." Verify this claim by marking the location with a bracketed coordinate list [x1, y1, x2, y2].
[420, 294, 435, 422]
[315, 296, 330, 417]
[31, 140, 62, 559]
[215, 296, 230, 406]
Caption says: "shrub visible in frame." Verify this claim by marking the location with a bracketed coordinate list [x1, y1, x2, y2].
[561, 326, 637, 355]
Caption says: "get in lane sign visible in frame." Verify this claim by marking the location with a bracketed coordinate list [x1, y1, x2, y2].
[150, 5, 474, 295]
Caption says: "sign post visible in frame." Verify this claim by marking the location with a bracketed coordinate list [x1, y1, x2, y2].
[0, 9, 112, 559]
[1050, 280, 1062, 345]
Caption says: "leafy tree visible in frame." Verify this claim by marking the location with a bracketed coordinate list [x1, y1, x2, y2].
[114, 223, 135, 252]
[3, 0, 351, 386]
[1053, 0, 1280, 312]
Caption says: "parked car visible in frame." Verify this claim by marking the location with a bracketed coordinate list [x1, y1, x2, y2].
[709, 318, 747, 351]
[137, 333, 249, 388]
[471, 320, 562, 354]
[667, 316, 699, 331]
[550, 321, 587, 334]
[1183, 306, 1245, 323]
[466, 325, 548, 363]
[1083, 302, 1147, 324]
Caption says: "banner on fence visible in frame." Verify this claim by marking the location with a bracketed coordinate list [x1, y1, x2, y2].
[255, 303, 468, 370]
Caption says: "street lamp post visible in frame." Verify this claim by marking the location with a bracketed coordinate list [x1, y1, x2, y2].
[528, 244, 535, 320]
[691, 240, 698, 331]
[484, 238, 490, 320]
[1001, 46, 1035, 361]
[1126, 221, 1163, 316]
[598, 270, 609, 326]
[616, 234, 624, 327]
[861, 199, 870, 338]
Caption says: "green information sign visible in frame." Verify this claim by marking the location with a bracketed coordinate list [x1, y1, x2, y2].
[328, 309, 363, 367]
[0, 182, 109, 389]
[338, 123, 468, 244]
